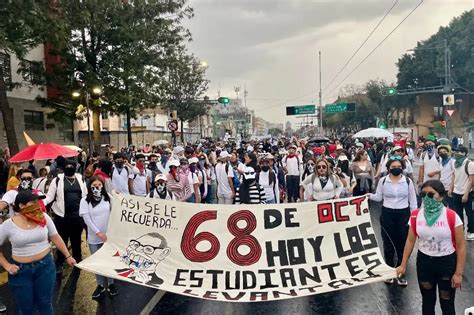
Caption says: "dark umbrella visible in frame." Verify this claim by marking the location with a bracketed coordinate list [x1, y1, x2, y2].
[307, 135, 330, 144]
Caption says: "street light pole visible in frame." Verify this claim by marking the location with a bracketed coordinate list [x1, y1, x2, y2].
[319, 51, 323, 135]
[85, 92, 93, 156]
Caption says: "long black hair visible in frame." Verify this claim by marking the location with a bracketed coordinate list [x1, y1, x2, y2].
[86, 175, 110, 204]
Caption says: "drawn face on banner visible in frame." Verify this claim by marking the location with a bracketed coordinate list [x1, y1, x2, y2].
[117, 233, 171, 286]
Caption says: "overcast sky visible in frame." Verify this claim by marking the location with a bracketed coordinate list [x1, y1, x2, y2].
[184, 0, 473, 125]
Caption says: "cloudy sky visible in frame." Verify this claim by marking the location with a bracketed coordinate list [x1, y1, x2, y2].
[184, 0, 473, 125]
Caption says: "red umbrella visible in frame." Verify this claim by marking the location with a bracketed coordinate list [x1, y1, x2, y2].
[9, 143, 79, 163]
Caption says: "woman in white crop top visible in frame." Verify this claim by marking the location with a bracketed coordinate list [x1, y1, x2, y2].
[0, 190, 75, 314]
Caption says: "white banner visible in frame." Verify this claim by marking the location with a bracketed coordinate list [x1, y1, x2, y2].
[77, 194, 396, 302]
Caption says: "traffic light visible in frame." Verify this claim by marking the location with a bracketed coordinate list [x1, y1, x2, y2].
[218, 97, 230, 105]
[381, 87, 397, 96]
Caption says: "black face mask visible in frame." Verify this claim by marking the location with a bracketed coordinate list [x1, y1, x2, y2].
[64, 167, 76, 177]
[439, 153, 448, 160]
[261, 166, 270, 172]
[148, 161, 157, 168]
[389, 168, 403, 176]
[115, 161, 124, 168]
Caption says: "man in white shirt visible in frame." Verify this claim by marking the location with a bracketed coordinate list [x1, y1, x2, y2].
[283, 144, 303, 203]
[448, 146, 474, 240]
[438, 145, 454, 205]
[128, 154, 150, 197]
[111, 153, 137, 194]
[417, 135, 439, 186]
[215, 151, 235, 204]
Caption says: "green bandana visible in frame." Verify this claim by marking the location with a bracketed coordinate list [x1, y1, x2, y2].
[422, 195, 443, 226]
[454, 155, 467, 168]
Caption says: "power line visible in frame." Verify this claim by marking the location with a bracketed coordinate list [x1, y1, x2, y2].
[324, 0, 399, 91]
[326, 0, 424, 96]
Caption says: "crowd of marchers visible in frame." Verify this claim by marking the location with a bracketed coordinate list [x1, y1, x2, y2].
[0, 133, 470, 314]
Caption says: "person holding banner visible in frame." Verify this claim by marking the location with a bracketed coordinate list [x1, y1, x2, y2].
[299, 159, 343, 201]
[0, 190, 76, 314]
[396, 180, 465, 315]
[235, 167, 266, 204]
[369, 157, 417, 286]
[80, 175, 118, 300]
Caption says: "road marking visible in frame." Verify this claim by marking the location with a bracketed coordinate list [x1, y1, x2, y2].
[0, 271, 7, 285]
[139, 290, 166, 315]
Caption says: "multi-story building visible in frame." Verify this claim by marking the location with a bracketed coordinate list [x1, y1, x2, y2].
[0, 45, 74, 150]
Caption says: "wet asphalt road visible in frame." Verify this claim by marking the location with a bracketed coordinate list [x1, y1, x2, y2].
[0, 161, 473, 314]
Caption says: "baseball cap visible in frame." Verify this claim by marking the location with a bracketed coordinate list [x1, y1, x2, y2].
[168, 159, 180, 167]
[219, 151, 230, 159]
[15, 190, 45, 208]
[154, 174, 167, 182]
[188, 157, 199, 164]
[173, 146, 184, 155]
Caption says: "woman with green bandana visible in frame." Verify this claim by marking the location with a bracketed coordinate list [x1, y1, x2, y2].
[397, 180, 466, 315]
[448, 145, 474, 241]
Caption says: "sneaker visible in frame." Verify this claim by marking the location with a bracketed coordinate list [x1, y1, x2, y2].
[384, 278, 394, 284]
[0, 301, 6, 313]
[397, 277, 408, 287]
[108, 284, 118, 297]
[466, 233, 474, 241]
[92, 285, 106, 300]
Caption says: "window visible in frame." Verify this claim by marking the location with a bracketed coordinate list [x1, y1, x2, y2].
[433, 106, 443, 120]
[59, 121, 74, 142]
[101, 111, 109, 119]
[24, 110, 44, 131]
[23, 60, 43, 83]
[0, 52, 12, 89]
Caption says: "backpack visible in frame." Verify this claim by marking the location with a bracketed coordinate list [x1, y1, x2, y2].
[216, 163, 240, 189]
[410, 208, 457, 250]
[283, 156, 300, 170]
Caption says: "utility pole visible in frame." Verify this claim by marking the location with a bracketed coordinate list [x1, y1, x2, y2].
[319, 51, 323, 135]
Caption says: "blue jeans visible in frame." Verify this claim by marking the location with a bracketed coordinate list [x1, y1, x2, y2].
[89, 243, 113, 286]
[9, 253, 56, 315]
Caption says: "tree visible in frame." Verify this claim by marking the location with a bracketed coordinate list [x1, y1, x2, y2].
[42, 0, 194, 152]
[396, 10, 474, 91]
[0, 0, 52, 154]
[163, 47, 209, 143]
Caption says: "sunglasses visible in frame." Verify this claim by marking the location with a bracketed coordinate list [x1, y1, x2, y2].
[317, 165, 327, 169]
[420, 191, 435, 199]
[389, 155, 402, 160]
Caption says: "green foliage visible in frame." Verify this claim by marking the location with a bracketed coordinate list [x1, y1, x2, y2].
[162, 47, 210, 123]
[397, 10, 474, 91]
[18, 0, 197, 119]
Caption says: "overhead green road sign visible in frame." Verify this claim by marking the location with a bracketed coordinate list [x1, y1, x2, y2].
[286, 104, 315, 115]
[325, 102, 356, 113]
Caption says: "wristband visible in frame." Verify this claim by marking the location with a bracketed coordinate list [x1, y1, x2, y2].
[65, 255, 72, 259]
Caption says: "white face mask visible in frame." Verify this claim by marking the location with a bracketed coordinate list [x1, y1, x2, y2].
[157, 183, 166, 192]
[92, 186, 102, 198]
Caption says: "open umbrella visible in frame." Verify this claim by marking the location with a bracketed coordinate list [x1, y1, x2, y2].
[307, 135, 330, 144]
[352, 128, 393, 139]
[153, 140, 169, 146]
[9, 143, 78, 163]
[64, 144, 82, 152]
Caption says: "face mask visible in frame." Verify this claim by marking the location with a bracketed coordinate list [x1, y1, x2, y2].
[244, 178, 254, 186]
[149, 161, 157, 168]
[64, 167, 75, 177]
[189, 164, 196, 172]
[308, 165, 314, 173]
[161, 155, 169, 163]
[115, 161, 124, 168]
[92, 186, 102, 199]
[20, 179, 33, 190]
[261, 166, 270, 172]
[157, 183, 166, 192]
[389, 167, 403, 176]
[426, 145, 434, 152]
[439, 153, 448, 160]
[422, 194, 443, 226]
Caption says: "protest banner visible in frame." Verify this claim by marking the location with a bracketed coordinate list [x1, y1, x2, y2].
[77, 193, 396, 302]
